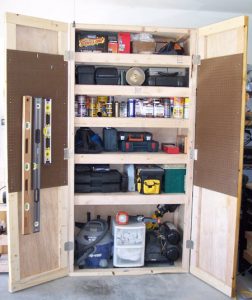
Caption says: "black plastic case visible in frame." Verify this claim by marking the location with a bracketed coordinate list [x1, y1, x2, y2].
[120, 140, 159, 152]
[76, 66, 95, 84]
[95, 68, 119, 85]
[103, 128, 118, 151]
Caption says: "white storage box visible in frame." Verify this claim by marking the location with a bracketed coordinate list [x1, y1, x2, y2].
[112, 219, 146, 267]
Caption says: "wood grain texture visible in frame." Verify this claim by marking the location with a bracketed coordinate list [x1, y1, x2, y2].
[7, 50, 68, 193]
[191, 186, 237, 296]
[194, 54, 243, 197]
[19, 188, 59, 279]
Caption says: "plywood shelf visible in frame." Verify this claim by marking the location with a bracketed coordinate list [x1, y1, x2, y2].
[74, 117, 189, 128]
[75, 52, 191, 68]
[0, 254, 8, 273]
[75, 153, 188, 164]
[74, 192, 186, 205]
[75, 85, 190, 98]
[70, 260, 184, 277]
[0, 235, 8, 246]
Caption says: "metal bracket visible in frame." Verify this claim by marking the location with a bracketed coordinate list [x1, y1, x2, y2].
[64, 51, 74, 62]
[1, 118, 5, 126]
[192, 55, 201, 66]
[64, 148, 72, 160]
[64, 241, 74, 251]
[186, 240, 194, 249]
[190, 149, 198, 161]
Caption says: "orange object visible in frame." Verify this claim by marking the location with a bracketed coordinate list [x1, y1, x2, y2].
[108, 41, 118, 53]
[116, 211, 129, 225]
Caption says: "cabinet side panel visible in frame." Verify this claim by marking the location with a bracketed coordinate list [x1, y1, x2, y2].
[194, 54, 243, 197]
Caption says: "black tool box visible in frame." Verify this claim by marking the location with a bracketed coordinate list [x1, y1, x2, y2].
[120, 140, 159, 152]
[95, 68, 119, 85]
[136, 165, 164, 194]
[118, 131, 152, 142]
[75, 167, 128, 193]
[76, 66, 95, 84]
[144, 69, 188, 87]
[75, 31, 108, 52]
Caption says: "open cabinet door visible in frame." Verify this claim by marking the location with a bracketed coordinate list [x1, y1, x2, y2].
[5, 13, 69, 292]
[190, 16, 248, 297]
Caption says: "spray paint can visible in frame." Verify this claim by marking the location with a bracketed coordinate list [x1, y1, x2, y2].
[114, 101, 120, 117]
[77, 95, 87, 117]
[89, 96, 97, 117]
[120, 101, 127, 117]
[163, 98, 171, 118]
[127, 99, 135, 117]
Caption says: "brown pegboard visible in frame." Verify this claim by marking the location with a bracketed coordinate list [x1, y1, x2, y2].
[7, 50, 68, 193]
[194, 54, 243, 197]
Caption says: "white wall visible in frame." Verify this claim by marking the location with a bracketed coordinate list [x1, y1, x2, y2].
[0, 0, 251, 188]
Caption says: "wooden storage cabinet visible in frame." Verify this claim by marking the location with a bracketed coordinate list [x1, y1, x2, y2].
[4, 13, 248, 297]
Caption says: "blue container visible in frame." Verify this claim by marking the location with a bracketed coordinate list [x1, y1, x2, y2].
[127, 99, 135, 117]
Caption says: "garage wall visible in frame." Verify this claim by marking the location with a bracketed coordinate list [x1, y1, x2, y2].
[0, 0, 251, 189]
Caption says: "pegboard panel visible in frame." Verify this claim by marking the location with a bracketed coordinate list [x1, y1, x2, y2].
[7, 50, 68, 192]
[194, 54, 243, 197]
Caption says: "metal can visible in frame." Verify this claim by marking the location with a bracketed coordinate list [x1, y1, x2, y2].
[77, 95, 87, 117]
[135, 99, 143, 117]
[75, 99, 79, 117]
[170, 98, 174, 117]
[120, 101, 127, 118]
[127, 99, 135, 117]
[163, 98, 171, 118]
[106, 96, 114, 117]
[143, 99, 153, 118]
[114, 101, 120, 117]
[184, 97, 190, 119]
[97, 96, 108, 117]
[173, 97, 184, 119]
[153, 99, 164, 118]
[88, 96, 97, 117]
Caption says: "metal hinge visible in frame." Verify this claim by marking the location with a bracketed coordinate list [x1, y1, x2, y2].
[192, 55, 201, 66]
[64, 241, 74, 251]
[1, 118, 5, 126]
[186, 240, 194, 249]
[190, 149, 198, 161]
[64, 50, 74, 61]
[64, 148, 73, 160]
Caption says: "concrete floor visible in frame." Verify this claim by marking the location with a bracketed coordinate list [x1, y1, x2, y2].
[0, 273, 237, 300]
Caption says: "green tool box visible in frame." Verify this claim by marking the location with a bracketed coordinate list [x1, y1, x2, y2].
[162, 165, 186, 193]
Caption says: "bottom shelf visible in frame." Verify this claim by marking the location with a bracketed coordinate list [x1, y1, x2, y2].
[70, 260, 184, 277]
[0, 254, 8, 273]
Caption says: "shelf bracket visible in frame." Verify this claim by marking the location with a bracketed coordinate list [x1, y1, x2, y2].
[64, 50, 74, 62]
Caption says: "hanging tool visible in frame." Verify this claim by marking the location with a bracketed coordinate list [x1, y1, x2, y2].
[22, 96, 33, 235]
[33, 97, 42, 233]
[43, 98, 52, 164]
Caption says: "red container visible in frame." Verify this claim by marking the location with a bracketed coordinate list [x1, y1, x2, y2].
[118, 32, 131, 53]
[162, 144, 180, 154]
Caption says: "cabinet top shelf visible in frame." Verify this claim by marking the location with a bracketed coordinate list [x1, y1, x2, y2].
[75, 52, 191, 68]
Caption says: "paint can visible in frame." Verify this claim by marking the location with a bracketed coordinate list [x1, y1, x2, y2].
[77, 95, 87, 117]
[173, 97, 184, 119]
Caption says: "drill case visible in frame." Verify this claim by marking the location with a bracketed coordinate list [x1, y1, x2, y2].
[120, 140, 159, 152]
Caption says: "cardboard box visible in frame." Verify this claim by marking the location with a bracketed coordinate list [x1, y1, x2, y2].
[118, 32, 131, 53]
[132, 41, 156, 54]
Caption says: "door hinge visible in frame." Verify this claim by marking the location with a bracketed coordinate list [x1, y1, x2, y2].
[64, 50, 74, 61]
[1, 118, 5, 126]
[186, 240, 194, 249]
[64, 241, 74, 251]
[192, 55, 201, 66]
[64, 148, 72, 160]
[190, 149, 198, 161]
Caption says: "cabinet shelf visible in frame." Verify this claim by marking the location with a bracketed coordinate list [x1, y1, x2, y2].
[75, 52, 191, 68]
[75, 117, 189, 128]
[74, 192, 186, 205]
[75, 153, 188, 164]
[75, 85, 190, 98]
